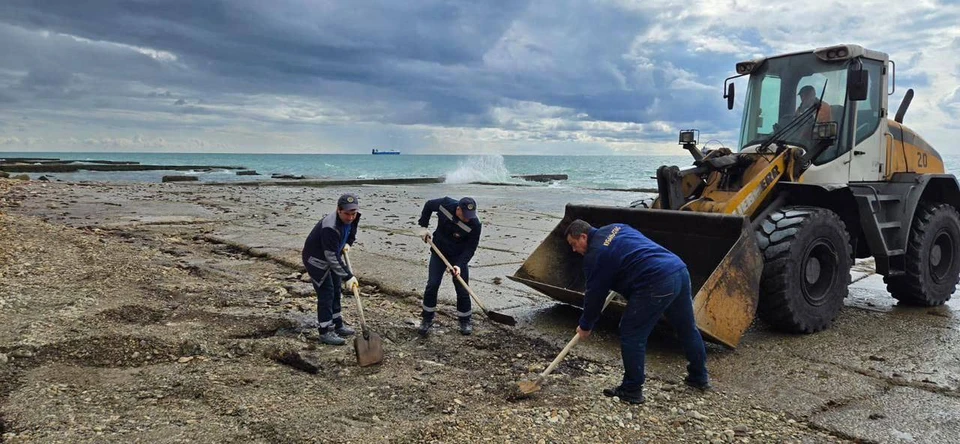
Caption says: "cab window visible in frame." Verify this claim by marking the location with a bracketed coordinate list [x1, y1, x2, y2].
[756, 76, 780, 134]
[855, 59, 883, 144]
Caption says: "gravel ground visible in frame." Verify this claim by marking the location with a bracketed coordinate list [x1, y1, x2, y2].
[0, 178, 851, 443]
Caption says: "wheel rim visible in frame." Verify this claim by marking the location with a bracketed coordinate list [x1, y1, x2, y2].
[930, 228, 956, 284]
[801, 239, 838, 306]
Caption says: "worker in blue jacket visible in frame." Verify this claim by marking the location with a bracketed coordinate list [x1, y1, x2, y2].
[302, 193, 361, 345]
[564, 219, 710, 404]
[416, 197, 482, 336]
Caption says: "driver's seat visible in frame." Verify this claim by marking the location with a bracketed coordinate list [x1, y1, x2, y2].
[830, 105, 843, 123]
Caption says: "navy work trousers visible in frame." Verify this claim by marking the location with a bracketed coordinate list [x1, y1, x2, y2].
[619, 267, 708, 391]
[421, 250, 472, 322]
[306, 266, 344, 331]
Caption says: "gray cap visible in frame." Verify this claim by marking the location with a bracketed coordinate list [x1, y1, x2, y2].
[337, 193, 359, 211]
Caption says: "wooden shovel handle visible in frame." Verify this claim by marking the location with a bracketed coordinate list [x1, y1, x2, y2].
[342, 251, 369, 335]
[426, 238, 489, 313]
[536, 291, 618, 381]
[539, 333, 581, 381]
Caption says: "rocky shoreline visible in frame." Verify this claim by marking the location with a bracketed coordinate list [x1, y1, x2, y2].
[0, 158, 246, 174]
[0, 157, 571, 186]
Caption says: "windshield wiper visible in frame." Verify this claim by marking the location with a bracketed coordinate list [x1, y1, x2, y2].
[752, 80, 830, 154]
[753, 104, 818, 153]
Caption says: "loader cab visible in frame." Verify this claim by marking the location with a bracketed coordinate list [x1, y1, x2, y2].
[735, 45, 890, 183]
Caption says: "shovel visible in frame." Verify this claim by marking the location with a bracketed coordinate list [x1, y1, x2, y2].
[427, 238, 517, 326]
[517, 291, 617, 395]
[342, 251, 384, 367]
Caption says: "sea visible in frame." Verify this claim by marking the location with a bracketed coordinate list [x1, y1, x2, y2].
[4, 151, 960, 191]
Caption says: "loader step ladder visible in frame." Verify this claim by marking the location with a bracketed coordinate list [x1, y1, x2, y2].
[851, 186, 908, 276]
[878, 221, 902, 230]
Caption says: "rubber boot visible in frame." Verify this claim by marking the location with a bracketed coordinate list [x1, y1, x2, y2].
[319, 329, 346, 346]
[418, 319, 433, 337]
[684, 376, 712, 391]
[459, 318, 473, 336]
[335, 324, 356, 337]
[602, 385, 644, 404]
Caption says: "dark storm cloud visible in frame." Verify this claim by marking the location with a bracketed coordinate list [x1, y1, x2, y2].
[0, 0, 725, 135]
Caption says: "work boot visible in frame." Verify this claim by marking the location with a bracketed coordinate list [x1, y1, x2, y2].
[335, 324, 356, 337]
[684, 377, 712, 391]
[458, 318, 473, 336]
[602, 385, 644, 405]
[319, 329, 346, 346]
[418, 319, 433, 337]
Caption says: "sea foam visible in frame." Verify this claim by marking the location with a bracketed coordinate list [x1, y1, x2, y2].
[443, 155, 517, 184]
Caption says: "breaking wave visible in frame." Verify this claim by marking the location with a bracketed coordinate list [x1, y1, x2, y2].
[443, 155, 517, 184]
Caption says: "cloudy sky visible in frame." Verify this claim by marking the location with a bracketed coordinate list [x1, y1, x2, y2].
[0, 1, 958, 155]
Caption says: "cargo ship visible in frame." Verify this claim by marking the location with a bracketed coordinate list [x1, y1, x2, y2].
[371, 149, 400, 155]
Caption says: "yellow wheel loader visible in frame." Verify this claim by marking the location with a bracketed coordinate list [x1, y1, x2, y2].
[511, 44, 960, 347]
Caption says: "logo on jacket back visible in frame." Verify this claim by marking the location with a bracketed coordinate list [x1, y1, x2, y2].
[603, 226, 621, 246]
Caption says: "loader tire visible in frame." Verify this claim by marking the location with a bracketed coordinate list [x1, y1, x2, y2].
[756, 206, 852, 333]
[884, 202, 960, 306]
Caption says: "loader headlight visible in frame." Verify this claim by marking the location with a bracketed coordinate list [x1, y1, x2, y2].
[736, 62, 756, 74]
[678, 129, 698, 145]
[816, 46, 852, 61]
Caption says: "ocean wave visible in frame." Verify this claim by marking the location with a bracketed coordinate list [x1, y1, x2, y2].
[443, 155, 519, 184]
[183, 169, 233, 175]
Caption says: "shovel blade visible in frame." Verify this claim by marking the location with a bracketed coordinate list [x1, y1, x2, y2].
[354, 332, 384, 367]
[487, 310, 517, 326]
[517, 379, 542, 395]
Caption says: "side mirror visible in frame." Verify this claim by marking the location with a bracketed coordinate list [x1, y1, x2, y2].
[725, 83, 735, 110]
[847, 68, 868, 101]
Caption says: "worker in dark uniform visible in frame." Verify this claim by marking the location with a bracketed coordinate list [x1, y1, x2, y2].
[565, 219, 710, 404]
[416, 197, 482, 336]
[302, 193, 361, 345]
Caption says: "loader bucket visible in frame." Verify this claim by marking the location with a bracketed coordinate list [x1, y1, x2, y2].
[509, 204, 762, 348]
